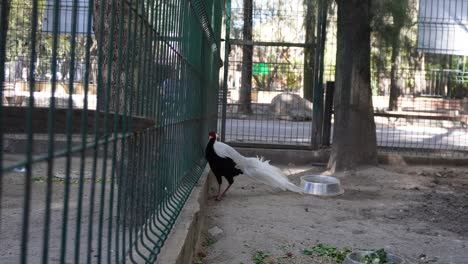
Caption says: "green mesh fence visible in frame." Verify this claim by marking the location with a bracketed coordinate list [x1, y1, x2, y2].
[219, 0, 468, 158]
[218, 0, 329, 148]
[0, 0, 222, 262]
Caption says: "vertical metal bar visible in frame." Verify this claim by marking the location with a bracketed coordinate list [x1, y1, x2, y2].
[0, 0, 12, 236]
[59, 0, 80, 261]
[128, 133, 139, 262]
[220, 0, 230, 141]
[96, 0, 117, 260]
[107, 0, 128, 261]
[322, 81, 334, 146]
[160, 0, 176, 228]
[73, 0, 94, 261]
[119, 0, 137, 259]
[86, 0, 108, 261]
[20, 0, 39, 262]
[152, 1, 167, 246]
[311, 0, 328, 149]
[146, 1, 161, 249]
[134, 0, 156, 256]
[127, 0, 144, 260]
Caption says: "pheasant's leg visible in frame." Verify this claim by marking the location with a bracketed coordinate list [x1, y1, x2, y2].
[216, 184, 232, 201]
[213, 184, 221, 199]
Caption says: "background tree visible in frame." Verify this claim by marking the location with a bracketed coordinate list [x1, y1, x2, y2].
[327, 0, 377, 172]
[239, 0, 253, 114]
[5, 0, 92, 82]
[5, 0, 45, 79]
[372, 0, 414, 110]
[252, 46, 291, 91]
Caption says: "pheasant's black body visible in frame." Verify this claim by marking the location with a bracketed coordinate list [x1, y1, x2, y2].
[205, 137, 243, 187]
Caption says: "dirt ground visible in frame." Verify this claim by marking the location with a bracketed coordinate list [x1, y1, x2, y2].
[199, 163, 468, 264]
[0, 155, 118, 264]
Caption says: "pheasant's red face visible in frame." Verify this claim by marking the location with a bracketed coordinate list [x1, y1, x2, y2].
[208, 131, 217, 138]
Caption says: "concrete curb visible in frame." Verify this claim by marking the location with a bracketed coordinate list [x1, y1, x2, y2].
[156, 165, 210, 264]
[236, 147, 330, 165]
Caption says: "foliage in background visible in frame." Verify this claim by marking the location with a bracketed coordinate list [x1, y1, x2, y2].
[5, 0, 94, 81]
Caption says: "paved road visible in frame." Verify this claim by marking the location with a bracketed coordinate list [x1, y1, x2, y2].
[219, 118, 468, 155]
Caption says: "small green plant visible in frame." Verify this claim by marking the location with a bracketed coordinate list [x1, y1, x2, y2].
[193, 258, 203, 264]
[360, 249, 397, 264]
[303, 243, 352, 264]
[202, 237, 216, 247]
[252, 251, 270, 264]
[32, 177, 45, 182]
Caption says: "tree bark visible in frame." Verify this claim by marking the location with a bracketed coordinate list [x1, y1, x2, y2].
[327, 0, 377, 172]
[413, 51, 425, 95]
[240, 0, 253, 114]
[388, 35, 402, 110]
[303, 0, 317, 101]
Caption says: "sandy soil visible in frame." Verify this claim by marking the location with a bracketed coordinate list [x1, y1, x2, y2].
[200, 164, 468, 264]
[0, 156, 119, 264]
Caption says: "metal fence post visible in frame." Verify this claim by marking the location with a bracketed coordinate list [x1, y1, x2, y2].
[220, 0, 231, 142]
[322, 81, 334, 146]
[311, 0, 328, 149]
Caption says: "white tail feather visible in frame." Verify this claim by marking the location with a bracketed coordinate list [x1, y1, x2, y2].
[213, 141, 303, 193]
[242, 156, 303, 193]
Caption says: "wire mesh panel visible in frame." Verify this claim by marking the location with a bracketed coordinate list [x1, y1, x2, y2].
[320, 0, 468, 158]
[219, 0, 328, 148]
[0, 0, 221, 262]
[222, 44, 313, 146]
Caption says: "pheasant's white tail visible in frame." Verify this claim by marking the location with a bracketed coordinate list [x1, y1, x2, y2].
[242, 156, 303, 193]
[212, 141, 302, 193]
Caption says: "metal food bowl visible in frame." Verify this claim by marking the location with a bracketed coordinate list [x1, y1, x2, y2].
[344, 251, 406, 264]
[300, 175, 344, 196]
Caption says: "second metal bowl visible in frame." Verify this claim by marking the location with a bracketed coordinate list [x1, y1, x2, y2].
[344, 250, 406, 264]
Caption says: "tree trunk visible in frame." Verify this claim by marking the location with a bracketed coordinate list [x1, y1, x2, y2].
[303, 0, 317, 101]
[439, 55, 449, 97]
[0, 0, 11, 234]
[373, 39, 386, 95]
[240, 0, 253, 114]
[327, 0, 377, 173]
[414, 52, 425, 95]
[388, 34, 402, 111]
[447, 55, 453, 97]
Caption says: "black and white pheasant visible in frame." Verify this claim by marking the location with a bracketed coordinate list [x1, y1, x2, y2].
[205, 131, 302, 200]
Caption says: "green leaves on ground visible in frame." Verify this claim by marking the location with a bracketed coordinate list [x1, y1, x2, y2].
[302, 243, 352, 264]
[252, 251, 270, 264]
